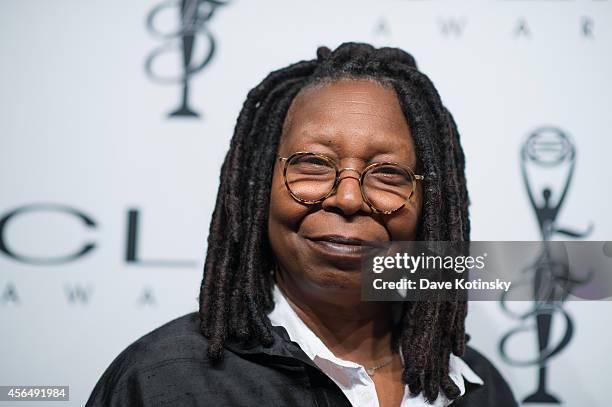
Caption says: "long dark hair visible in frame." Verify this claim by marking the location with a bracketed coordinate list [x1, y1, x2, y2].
[199, 42, 470, 402]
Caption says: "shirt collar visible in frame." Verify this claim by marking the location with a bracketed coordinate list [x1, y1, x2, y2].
[268, 284, 484, 405]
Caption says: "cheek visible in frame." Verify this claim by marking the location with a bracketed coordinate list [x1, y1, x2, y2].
[268, 169, 316, 272]
[268, 168, 310, 230]
[384, 187, 423, 240]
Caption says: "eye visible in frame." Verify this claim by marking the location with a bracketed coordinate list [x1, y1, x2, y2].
[365, 165, 412, 187]
[300, 156, 330, 167]
[287, 154, 335, 176]
[376, 166, 404, 176]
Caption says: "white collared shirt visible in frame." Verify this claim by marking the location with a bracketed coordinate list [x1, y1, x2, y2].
[268, 285, 483, 407]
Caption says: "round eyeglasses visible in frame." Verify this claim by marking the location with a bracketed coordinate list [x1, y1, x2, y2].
[278, 151, 425, 214]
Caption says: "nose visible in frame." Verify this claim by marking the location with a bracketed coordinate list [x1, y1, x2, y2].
[321, 169, 372, 216]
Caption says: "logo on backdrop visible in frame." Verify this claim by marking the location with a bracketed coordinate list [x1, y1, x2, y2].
[0, 204, 195, 267]
[0, 205, 196, 307]
[499, 127, 592, 404]
[145, 0, 230, 118]
[1, 282, 159, 307]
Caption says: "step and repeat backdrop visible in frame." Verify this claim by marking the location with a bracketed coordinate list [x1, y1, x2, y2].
[1, 0, 611, 405]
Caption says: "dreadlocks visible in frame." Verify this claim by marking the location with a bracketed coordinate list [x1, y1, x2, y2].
[199, 42, 470, 403]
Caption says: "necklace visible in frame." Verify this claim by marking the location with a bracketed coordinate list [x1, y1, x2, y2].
[365, 355, 394, 376]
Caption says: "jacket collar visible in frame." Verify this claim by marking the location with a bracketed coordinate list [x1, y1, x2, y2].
[222, 314, 483, 401]
[223, 323, 320, 369]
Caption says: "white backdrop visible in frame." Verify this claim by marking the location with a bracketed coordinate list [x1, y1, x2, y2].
[1, 0, 611, 405]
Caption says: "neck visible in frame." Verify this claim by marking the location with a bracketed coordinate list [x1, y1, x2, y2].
[276, 271, 396, 365]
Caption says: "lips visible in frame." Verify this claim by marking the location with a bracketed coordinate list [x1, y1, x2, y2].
[307, 235, 387, 247]
[309, 235, 366, 245]
[304, 234, 386, 269]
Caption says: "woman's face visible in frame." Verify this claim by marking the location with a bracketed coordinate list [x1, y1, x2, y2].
[268, 79, 423, 302]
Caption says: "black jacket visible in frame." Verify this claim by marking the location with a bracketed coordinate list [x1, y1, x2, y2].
[86, 312, 518, 406]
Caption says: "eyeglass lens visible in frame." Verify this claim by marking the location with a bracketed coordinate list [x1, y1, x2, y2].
[285, 154, 414, 212]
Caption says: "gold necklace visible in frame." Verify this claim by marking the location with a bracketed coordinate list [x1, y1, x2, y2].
[365, 355, 394, 376]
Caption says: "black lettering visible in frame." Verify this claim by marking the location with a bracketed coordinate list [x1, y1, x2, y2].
[125, 209, 195, 267]
[0, 204, 96, 265]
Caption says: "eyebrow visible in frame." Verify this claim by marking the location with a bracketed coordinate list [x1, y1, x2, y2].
[295, 139, 416, 166]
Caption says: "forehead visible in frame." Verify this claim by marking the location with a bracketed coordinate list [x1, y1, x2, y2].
[280, 79, 415, 164]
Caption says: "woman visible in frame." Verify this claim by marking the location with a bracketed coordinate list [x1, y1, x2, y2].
[87, 42, 517, 407]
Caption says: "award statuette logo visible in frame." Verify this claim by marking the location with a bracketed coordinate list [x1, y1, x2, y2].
[499, 127, 592, 404]
[145, 0, 230, 118]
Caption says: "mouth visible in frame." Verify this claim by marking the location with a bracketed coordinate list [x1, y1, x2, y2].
[308, 235, 387, 246]
[304, 235, 386, 268]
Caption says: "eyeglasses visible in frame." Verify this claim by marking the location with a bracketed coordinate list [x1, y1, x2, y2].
[277, 151, 425, 214]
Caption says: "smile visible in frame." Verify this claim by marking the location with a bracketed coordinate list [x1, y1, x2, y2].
[304, 235, 385, 268]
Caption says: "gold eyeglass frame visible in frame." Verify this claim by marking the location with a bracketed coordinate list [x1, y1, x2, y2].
[277, 151, 425, 215]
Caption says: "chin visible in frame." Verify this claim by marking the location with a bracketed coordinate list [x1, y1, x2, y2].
[305, 267, 363, 295]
